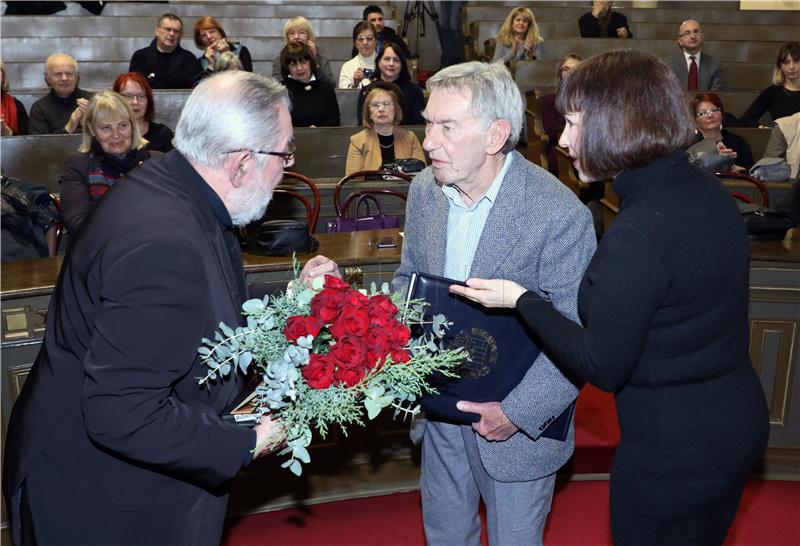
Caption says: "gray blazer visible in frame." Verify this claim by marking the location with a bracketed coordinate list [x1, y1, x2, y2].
[393, 151, 597, 482]
[663, 51, 723, 91]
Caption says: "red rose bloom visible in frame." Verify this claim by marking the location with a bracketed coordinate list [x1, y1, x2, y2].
[391, 349, 411, 364]
[302, 354, 335, 389]
[334, 366, 366, 387]
[329, 308, 371, 339]
[310, 289, 347, 323]
[367, 294, 397, 318]
[365, 328, 390, 351]
[329, 336, 367, 369]
[365, 349, 387, 371]
[343, 289, 370, 309]
[284, 315, 324, 342]
[323, 275, 351, 290]
[387, 320, 411, 346]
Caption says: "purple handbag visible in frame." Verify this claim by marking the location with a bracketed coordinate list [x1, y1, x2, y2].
[326, 193, 401, 233]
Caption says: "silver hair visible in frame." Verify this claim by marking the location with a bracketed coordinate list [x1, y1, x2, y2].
[426, 61, 523, 153]
[174, 71, 290, 169]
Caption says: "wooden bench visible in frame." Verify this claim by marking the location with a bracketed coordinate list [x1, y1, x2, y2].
[0, 126, 427, 192]
[13, 88, 364, 129]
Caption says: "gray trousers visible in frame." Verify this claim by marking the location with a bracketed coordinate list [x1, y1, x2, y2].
[420, 420, 557, 546]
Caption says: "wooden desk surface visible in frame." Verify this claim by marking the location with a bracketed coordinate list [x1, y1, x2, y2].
[750, 228, 800, 263]
[1, 229, 403, 300]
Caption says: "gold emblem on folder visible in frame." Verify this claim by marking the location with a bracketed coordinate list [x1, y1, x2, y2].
[451, 328, 497, 379]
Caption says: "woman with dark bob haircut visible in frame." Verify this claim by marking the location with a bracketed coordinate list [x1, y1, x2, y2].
[280, 42, 340, 127]
[450, 49, 769, 546]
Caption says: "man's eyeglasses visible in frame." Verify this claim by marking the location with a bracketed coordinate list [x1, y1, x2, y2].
[223, 140, 296, 166]
[679, 29, 702, 38]
[121, 93, 147, 102]
[695, 108, 721, 118]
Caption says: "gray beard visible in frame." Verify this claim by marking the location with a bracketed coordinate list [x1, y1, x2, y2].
[228, 184, 274, 226]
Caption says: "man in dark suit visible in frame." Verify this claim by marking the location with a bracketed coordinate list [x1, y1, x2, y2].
[663, 19, 723, 91]
[129, 13, 202, 89]
[3, 71, 338, 546]
[579, 1, 632, 38]
[351, 5, 413, 59]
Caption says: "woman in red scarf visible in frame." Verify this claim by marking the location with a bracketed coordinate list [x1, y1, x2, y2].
[1, 61, 29, 136]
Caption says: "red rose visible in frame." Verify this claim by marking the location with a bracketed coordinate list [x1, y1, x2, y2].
[365, 349, 387, 371]
[367, 294, 398, 319]
[387, 320, 411, 346]
[391, 349, 411, 364]
[365, 328, 390, 351]
[334, 366, 366, 387]
[323, 275, 351, 290]
[343, 289, 370, 309]
[329, 308, 371, 340]
[302, 354, 335, 389]
[329, 336, 367, 369]
[283, 315, 324, 342]
[310, 288, 347, 323]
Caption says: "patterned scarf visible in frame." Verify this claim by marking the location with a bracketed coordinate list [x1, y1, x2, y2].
[86, 139, 150, 202]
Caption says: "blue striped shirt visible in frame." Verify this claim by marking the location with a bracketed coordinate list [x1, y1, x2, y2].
[443, 153, 513, 281]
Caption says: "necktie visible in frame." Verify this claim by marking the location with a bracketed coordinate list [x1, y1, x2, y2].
[688, 55, 698, 91]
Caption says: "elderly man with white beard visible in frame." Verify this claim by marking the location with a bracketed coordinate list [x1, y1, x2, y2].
[3, 71, 338, 546]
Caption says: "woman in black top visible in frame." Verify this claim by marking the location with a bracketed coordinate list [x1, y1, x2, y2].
[113, 72, 174, 152]
[691, 92, 754, 171]
[280, 43, 340, 127]
[739, 41, 800, 126]
[356, 42, 425, 126]
[451, 50, 769, 546]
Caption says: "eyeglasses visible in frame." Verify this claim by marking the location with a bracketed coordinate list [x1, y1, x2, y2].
[356, 35, 376, 43]
[369, 100, 394, 110]
[223, 140, 296, 167]
[696, 108, 721, 118]
[679, 29, 702, 38]
[159, 26, 182, 35]
[121, 93, 147, 102]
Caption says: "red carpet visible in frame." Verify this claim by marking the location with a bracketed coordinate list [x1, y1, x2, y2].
[221, 480, 799, 546]
[571, 385, 619, 475]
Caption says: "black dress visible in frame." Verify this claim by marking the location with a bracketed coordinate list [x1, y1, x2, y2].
[738, 85, 800, 127]
[283, 78, 340, 127]
[143, 122, 174, 153]
[514, 151, 769, 545]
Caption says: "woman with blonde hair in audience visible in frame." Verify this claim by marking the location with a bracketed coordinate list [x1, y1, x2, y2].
[339, 21, 378, 89]
[1, 60, 29, 136]
[539, 53, 582, 174]
[193, 16, 252, 73]
[60, 91, 160, 235]
[113, 72, 173, 152]
[280, 42, 340, 127]
[345, 81, 425, 175]
[450, 49, 768, 546]
[739, 41, 800, 127]
[492, 6, 544, 63]
[356, 41, 425, 125]
[691, 92, 753, 172]
[271, 16, 334, 86]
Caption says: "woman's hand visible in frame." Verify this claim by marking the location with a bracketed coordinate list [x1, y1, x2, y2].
[352, 67, 365, 88]
[299, 255, 340, 287]
[449, 278, 527, 308]
[204, 46, 217, 69]
[306, 39, 318, 57]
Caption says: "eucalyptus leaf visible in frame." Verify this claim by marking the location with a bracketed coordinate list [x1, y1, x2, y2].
[365, 398, 381, 420]
[197, 346, 211, 357]
[293, 445, 311, 464]
[242, 299, 265, 314]
[239, 351, 253, 373]
[219, 322, 235, 338]
[289, 459, 303, 476]
[311, 275, 326, 291]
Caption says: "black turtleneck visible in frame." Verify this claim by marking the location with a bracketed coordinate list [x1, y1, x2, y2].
[28, 87, 94, 135]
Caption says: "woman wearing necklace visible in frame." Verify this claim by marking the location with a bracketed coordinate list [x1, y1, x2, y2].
[280, 42, 340, 127]
[345, 81, 425, 175]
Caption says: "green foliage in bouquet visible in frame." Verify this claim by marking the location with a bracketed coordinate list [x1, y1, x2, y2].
[197, 265, 465, 476]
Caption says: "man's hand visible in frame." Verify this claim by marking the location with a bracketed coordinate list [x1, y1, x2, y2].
[616, 27, 630, 39]
[457, 401, 518, 441]
[252, 414, 284, 459]
[298, 255, 340, 287]
[65, 97, 89, 134]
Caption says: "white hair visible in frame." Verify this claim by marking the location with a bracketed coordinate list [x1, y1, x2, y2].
[174, 71, 290, 169]
[426, 61, 523, 152]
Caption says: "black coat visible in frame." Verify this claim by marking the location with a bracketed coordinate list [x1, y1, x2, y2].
[3, 150, 255, 545]
[129, 39, 203, 89]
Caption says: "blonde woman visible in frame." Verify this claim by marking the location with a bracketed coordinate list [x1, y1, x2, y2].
[59, 91, 159, 234]
[271, 16, 335, 86]
[345, 81, 425, 175]
[492, 7, 543, 62]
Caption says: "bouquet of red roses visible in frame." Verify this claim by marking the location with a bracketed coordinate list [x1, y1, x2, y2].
[198, 273, 465, 475]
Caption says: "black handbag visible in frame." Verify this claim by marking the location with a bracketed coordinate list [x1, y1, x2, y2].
[382, 158, 426, 176]
[739, 204, 794, 241]
[243, 219, 318, 256]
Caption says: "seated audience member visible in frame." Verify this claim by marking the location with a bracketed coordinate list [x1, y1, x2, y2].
[215, 52, 243, 72]
[491, 7, 544, 63]
[113, 72, 174, 152]
[691, 92, 754, 172]
[193, 16, 253, 74]
[738, 42, 800, 127]
[345, 81, 425, 175]
[1, 60, 29, 136]
[59, 91, 159, 234]
[579, 1, 631, 39]
[539, 53, 582, 174]
[764, 112, 800, 179]
[663, 20, 722, 91]
[351, 5, 412, 59]
[340, 21, 378, 89]
[280, 43, 340, 127]
[129, 13, 202, 89]
[1, 175, 60, 260]
[271, 17, 335, 87]
[29, 53, 93, 134]
[356, 42, 424, 125]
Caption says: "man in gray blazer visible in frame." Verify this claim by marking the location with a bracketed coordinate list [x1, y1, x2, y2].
[392, 62, 596, 545]
[663, 19, 723, 91]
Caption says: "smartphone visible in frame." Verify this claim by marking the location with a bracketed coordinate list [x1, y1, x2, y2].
[376, 237, 397, 249]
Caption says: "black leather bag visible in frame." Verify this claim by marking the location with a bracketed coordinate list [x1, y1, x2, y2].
[739, 204, 794, 241]
[382, 158, 426, 176]
[243, 219, 318, 256]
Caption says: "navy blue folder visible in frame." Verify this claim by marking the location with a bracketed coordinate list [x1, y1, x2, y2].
[407, 272, 575, 442]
